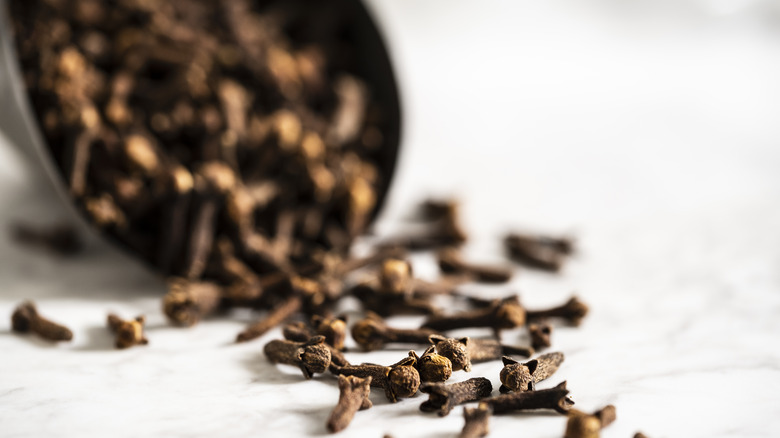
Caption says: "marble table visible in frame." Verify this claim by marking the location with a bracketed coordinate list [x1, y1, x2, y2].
[2, 1, 779, 437]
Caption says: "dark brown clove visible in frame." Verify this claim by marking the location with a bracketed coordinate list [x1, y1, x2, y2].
[162, 278, 223, 327]
[460, 404, 491, 438]
[236, 294, 302, 343]
[421, 295, 526, 335]
[326, 375, 372, 433]
[281, 322, 350, 369]
[411, 346, 452, 383]
[528, 321, 553, 350]
[504, 233, 574, 272]
[564, 405, 617, 438]
[437, 247, 513, 284]
[332, 355, 421, 403]
[480, 381, 574, 415]
[633, 433, 649, 438]
[10, 222, 83, 256]
[351, 312, 440, 351]
[311, 314, 348, 351]
[499, 352, 565, 393]
[429, 335, 534, 372]
[527, 296, 589, 327]
[420, 377, 493, 417]
[264, 336, 331, 379]
[11, 301, 73, 342]
[107, 313, 148, 349]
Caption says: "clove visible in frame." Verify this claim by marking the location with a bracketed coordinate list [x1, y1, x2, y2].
[107, 313, 148, 349]
[331, 355, 420, 403]
[419, 377, 493, 417]
[351, 312, 440, 351]
[460, 404, 491, 438]
[528, 321, 553, 350]
[411, 346, 452, 383]
[421, 295, 526, 335]
[564, 405, 617, 438]
[263, 335, 331, 379]
[236, 294, 302, 343]
[479, 381, 574, 415]
[437, 247, 513, 284]
[11, 301, 73, 342]
[504, 232, 574, 272]
[527, 296, 589, 327]
[10, 222, 83, 256]
[326, 375, 372, 433]
[430, 335, 534, 372]
[162, 278, 223, 327]
[499, 352, 565, 393]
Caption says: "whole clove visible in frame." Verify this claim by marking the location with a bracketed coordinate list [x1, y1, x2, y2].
[480, 381, 574, 415]
[421, 295, 526, 335]
[411, 346, 453, 383]
[332, 355, 421, 403]
[327, 375, 373, 433]
[460, 404, 491, 438]
[10, 222, 83, 256]
[437, 248, 513, 284]
[420, 377, 493, 417]
[528, 322, 553, 350]
[236, 294, 302, 343]
[11, 301, 73, 342]
[564, 405, 617, 438]
[351, 312, 440, 351]
[504, 233, 574, 272]
[499, 352, 565, 393]
[162, 278, 223, 327]
[430, 335, 534, 372]
[107, 313, 148, 349]
[263, 336, 332, 379]
[527, 296, 589, 327]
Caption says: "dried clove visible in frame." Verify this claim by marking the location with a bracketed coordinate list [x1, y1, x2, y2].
[419, 377, 493, 417]
[437, 247, 513, 284]
[311, 315, 348, 351]
[460, 404, 491, 438]
[527, 297, 589, 327]
[504, 233, 574, 272]
[499, 352, 565, 393]
[107, 313, 148, 349]
[263, 336, 332, 379]
[564, 405, 617, 438]
[351, 312, 440, 351]
[332, 355, 421, 403]
[10, 222, 83, 256]
[421, 295, 526, 335]
[162, 278, 223, 327]
[429, 335, 533, 372]
[326, 375, 372, 433]
[236, 294, 302, 343]
[411, 346, 453, 383]
[480, 381, 574, 415]
[11, 301, 73, 342]
[528, 321, 553, 350]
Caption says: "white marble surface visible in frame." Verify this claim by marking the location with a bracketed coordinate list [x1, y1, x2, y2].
[2, 1, 780, 437]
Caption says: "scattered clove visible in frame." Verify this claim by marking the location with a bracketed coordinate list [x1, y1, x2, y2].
[236, 295, 302, 343]
[10, 222, 83, 256]
[437, 247, 513, 284]
[332, 355, 421, 403]
[326, 375, 372, 433]
[263, 336, 332, 379]
[499, 352, 565, 393]
[564, 405, 617, 438]
[421, 295, 526, 335]
[351, 312, 440, 351]
[460, 404, 491, 438]
[411, 346, 453, 383]
[430, 335, 534, 372]
[107, 313, 148, 349]
[527, 297, 589, 327]
[528, 321, 553, 350]
[504, 233, 574, 272]
[11, 301, 73, 342]
[162, 278, 223, 327]
[480, 381, 574, 415]
[420, 377, 493, 417]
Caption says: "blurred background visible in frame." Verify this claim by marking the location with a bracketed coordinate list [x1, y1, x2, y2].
[2, 1, 780, 437]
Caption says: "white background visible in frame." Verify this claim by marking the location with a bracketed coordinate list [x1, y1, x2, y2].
[2, 1, 780, 437]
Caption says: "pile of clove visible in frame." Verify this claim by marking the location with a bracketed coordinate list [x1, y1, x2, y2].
[7, 1, 641, 436]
